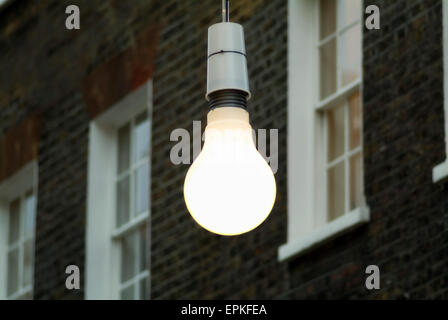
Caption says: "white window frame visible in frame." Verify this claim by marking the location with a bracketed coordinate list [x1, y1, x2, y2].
[433, 0, 448, 183]
[85, 81, 152, 299]
[0, 0, 11, 8]
[279, 0, 369, 261]
[0, 161, 38, 300]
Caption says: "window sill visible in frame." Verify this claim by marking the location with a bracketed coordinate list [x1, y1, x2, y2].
[278, 206, 370, 262]
[433, 160, 448, 183]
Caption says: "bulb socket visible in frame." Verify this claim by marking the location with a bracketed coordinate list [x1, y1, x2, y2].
[208, 89, 248, 110]
[206, 22, 251, 101]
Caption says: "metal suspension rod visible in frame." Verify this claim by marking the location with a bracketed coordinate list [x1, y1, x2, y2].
[222, 0, 230, 22]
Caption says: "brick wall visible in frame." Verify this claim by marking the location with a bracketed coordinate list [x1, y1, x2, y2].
[361, 0, 448, 299]
[150, 0, 447, 300]
[285, 0, 448, 299]
[0, 0, 446, 300]
[0, 0, 156, 299]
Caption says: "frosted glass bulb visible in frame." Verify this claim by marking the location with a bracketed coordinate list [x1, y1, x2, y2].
[184, 107, 276, 236]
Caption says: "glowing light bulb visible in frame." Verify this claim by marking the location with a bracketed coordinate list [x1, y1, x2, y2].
[184, 107, 276, 235]
[183, 5, 275, 235]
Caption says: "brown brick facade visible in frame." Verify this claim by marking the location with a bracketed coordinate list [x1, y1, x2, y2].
[0, 0, 446, 300]
[83, 24, 159, 119]
[0, 114, 41, 182]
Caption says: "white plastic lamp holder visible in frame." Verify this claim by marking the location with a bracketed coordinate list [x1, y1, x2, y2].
[206, 22, 251, 101]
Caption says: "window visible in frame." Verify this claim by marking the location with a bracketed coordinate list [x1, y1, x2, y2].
[6, 192, 36, 299]
[279, 0, 368, 261]
[114, 112, 150, 299]
[318, 0, 363, 224]
[0, 162, 37, 300]
[433, 0, 448, 183]
[86, 81, 152, 299]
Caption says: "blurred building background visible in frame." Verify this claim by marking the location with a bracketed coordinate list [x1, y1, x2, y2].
[0, 0, 447, 299]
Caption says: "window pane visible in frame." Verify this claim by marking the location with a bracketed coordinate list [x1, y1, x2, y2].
[24, 192, 36, 238]
[135, 163, 149, 215]
[23, 239, 33, 287]
[117, 123, 130, 174]
[7, 249, 19, 296]
[116, 177, 130, 227]
[320, 0, 336, 40]
[327, 104, 345, 162]
[8, 199, 20, 245]
[121, 232, 137, 282]
[340, 25, 361, 87]
[134, 112, 150, 162]
[328, 161, 345, 222]
[339, 0, 361, 28]
[139, 277, 148, 300]
[120, 285, 135, 300]
[349, 91, 362, 149]
[350, 152, 363, 210]
[139, 225, 147, 272]
[319, 39, 337, 99]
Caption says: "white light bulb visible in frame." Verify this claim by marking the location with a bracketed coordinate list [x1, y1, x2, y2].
[184, 107, 276, 236]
